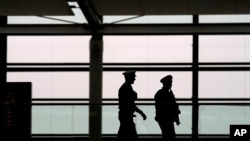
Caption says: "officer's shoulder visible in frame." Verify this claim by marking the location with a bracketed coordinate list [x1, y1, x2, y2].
[155, 89, 163, 97]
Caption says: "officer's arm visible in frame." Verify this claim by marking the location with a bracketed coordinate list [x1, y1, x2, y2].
[135, 106, 147, 120]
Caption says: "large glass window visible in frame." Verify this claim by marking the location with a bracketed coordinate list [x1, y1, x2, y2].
[102, 105, 192, 134]
[199, 71, 250, 98]
[5, 23, 250, 138]
[199, 105, 250, 134]
[32, 106, 89, 134]
[199, 15, 250, 23]
[104, 36, 192, 63]
[7, 72, 89, 98]
[199, 35, 250, 62]
[8, 36, 90, 63]
[103, 71, 192, 98]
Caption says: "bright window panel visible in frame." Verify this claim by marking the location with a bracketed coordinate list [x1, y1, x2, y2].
[199, 35, 250, 62]
[7, 72, 89, 98]
[32, 106, 89, 134]
[199, 15, 250, 23]
[8, 2, 87, 24]
[8, 36, 90, 63]
[103, 71, 192, 98]
[104, 36, 192, 63]
[102, 105, 192, 134]
[104, 15, 192, 24]
[199, 72, 250, 98]
[199, 106, 250, 134]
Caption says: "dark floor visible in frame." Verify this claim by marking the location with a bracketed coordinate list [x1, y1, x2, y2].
[31, 135, 231, 141]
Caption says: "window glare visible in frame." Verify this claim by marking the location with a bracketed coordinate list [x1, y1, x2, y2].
[199, 106, 250, 134]
[104, 15, 192, 24]
[199, 35, 250, 62]
[199, 72, 250, 98]
[8, 36, 90, 63]
[104, 36, 192, 63]
[7, 72, 89, 98]
[199, 15, 250, 23]
[32, 106, 89, 134]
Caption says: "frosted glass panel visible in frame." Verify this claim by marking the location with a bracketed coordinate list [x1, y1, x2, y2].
[7, 72, 89, 98]
[32, 106, 89, 134]
[102, 105, 192, 134]
[8, 36, 90, 63]
[104, 36, 192, 63]
[199, 15, 250, 23]
[104, 15, 192, 24]
[199, 72, 250, 98]
[199, 35, 250, 62]
[103, 71, 192, 98]
[199, 106, 250, 134]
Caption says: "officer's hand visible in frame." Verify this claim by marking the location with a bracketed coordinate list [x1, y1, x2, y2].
[141, 112, 147, 120]
[176, 120, 181, 126]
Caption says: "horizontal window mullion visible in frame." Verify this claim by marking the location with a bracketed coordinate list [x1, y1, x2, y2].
[7, 67, 89, 72]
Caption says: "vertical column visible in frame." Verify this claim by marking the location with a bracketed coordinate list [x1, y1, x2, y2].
[89, 34, 103, 141]
[192, 15, 199, 141]
[0, 16, 7, 87]
[0, 15, 7, 141]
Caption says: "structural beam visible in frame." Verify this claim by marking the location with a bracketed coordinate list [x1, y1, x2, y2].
[101, 24, 250, 35]
[93, 0, 250, 15]
[192, 16, 199, 141]
[89, 34, 103, 141]
[0, 16, 7, 85]
[0, 0, 73, 15]
[2, 24, 250, 35]
[77, 0, 102, 29]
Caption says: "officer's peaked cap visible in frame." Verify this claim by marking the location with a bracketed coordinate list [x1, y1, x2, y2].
[123, 70, 136, 77]
[160, 75, 172, 83]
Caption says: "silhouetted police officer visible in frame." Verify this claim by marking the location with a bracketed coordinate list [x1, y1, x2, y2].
[155, 75, 181, 141]
[117, 70, 147, 141]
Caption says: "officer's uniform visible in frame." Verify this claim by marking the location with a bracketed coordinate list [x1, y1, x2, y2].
[155, 75, 180, 141]
[117, 71, 138, 141]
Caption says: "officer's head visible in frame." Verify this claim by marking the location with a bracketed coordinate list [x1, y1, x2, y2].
[123, 70, 136, 84]
[160, 75, 173, 89]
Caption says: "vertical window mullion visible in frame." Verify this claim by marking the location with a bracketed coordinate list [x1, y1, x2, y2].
[0, 16, 7, 85]
[192, 15, 199, 141]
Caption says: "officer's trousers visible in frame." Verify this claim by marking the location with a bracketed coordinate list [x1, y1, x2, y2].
[117, 113, 138, 141]
[157, 120, 176, 141]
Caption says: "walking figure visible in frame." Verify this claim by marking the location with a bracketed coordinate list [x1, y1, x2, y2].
[154, 75, 181, 141]
[117, 70, 147, 141]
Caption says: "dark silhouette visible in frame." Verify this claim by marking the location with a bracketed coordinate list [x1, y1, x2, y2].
[117, 70, 147, 141]
[154, 75, 181, 141]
